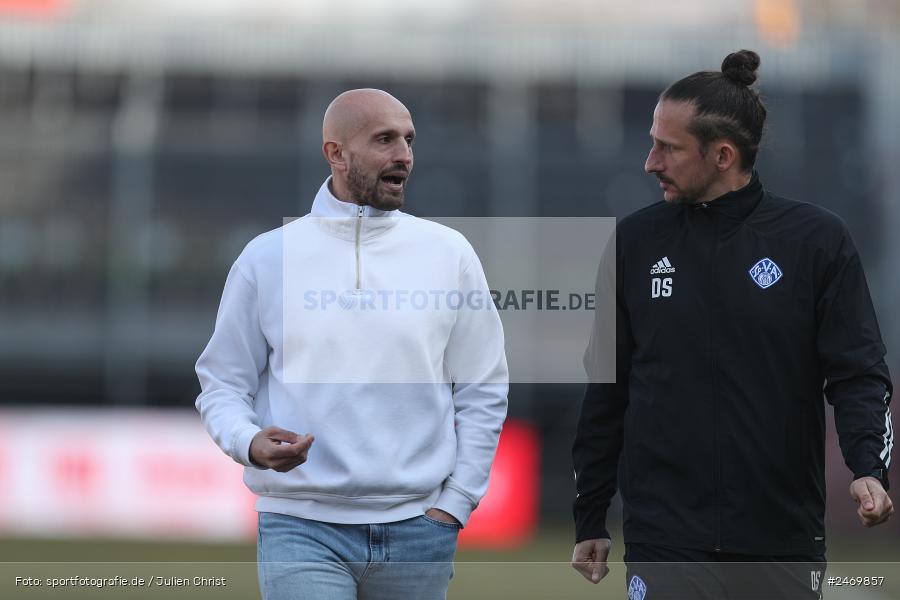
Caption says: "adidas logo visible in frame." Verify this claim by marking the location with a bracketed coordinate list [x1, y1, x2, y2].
[650, 257, 675, 274]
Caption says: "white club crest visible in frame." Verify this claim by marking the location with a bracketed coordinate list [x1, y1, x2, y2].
[628, 575, 647, 600]
[749, 258, 783, 289]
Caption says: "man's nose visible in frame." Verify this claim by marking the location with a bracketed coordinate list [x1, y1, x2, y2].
[644, 148, 661, 173]
[393, 141, 413, 166]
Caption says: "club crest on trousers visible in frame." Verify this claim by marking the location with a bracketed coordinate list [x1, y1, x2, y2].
[628, 575, 647, 600]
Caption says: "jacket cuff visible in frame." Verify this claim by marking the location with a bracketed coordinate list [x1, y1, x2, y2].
[233, 425, 264, 469]
[576, 526, 611, 543]
[854, 469, 890, 491]
[433, 485, 477, 527]
[574, 495, 613, 543]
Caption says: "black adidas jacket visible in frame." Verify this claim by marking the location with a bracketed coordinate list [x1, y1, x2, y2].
[573, 172, 893, 555]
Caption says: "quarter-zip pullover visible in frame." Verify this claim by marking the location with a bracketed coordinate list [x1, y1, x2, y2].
[574, 172, 893, 555]
[196, 178, 508, 526]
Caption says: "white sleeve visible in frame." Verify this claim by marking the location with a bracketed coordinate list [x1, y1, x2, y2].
[433, 250, 509, 525]
[195, 261, 268, 469]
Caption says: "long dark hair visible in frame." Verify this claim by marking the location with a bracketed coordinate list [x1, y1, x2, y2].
[661, 50, 767, 171]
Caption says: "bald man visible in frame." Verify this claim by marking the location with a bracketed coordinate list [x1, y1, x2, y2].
[195, 89, 508, 600]
[322, 89, 413, 211]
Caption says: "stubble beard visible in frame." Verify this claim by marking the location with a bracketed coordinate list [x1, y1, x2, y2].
[347, 164, 404, 211]
[675, 192, 700, 206]
[664, 173, 715, 206]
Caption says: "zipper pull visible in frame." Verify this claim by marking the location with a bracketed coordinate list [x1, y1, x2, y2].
[355, 205, 364, 290]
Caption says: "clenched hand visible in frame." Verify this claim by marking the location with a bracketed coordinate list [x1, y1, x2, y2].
[249, 426, 314, 472]
[571, 538, 611, 584]
[850, 476, 894, 527]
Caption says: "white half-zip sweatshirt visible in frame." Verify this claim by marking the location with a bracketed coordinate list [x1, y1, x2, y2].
[195, 178, 508, 525]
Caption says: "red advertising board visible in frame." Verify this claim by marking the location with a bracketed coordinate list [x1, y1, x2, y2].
[0, 410, 540, 548]
[460, 420, 540, 548]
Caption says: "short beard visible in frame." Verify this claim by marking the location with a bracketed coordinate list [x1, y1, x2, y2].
[346, 164, 404, 211]
[663, 174, 714, 206]
[675, 193, 700, 206]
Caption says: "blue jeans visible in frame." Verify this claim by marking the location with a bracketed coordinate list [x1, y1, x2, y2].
[257, 512, 460, 600]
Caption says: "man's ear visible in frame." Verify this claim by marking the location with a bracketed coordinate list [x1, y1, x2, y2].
[715, 141, 739, 172]
[323, 141, 346, 171]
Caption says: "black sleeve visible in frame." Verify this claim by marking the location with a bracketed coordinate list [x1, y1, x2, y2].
[818, 224, 893, 489]
[573, 232, 634, 542]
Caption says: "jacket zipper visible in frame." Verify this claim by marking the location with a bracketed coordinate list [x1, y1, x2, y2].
[355, 205, 363, 290]
[707, 204, 723, 553]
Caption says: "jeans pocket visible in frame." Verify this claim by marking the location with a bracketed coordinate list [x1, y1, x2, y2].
[422, 514, 462, 530]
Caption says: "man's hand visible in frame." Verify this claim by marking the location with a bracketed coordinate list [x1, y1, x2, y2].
[571, 538, 611, 584]
[850, 476, 894, 527]
[425, 508, 461, 526]
[249, 427, 314, 472]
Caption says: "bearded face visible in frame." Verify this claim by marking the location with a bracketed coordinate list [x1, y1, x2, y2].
[346, 160, 409, 211]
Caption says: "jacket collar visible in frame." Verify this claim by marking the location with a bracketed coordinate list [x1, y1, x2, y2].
[309, 177, 403, 241]
[691, 170, 764, 221]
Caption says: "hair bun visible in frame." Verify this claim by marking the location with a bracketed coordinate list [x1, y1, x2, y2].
[721, 50, 760, 86]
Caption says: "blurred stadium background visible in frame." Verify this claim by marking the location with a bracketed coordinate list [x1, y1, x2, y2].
[1, 0, 899, 598]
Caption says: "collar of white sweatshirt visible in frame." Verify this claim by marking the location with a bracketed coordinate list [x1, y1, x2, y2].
[309, 177, 400, 240]
[195, 177, 508, 526]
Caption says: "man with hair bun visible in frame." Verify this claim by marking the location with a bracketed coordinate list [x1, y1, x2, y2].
[572, 50, 893, 599]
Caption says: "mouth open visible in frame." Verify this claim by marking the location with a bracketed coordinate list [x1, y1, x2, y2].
[380, 172, 407, 192]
